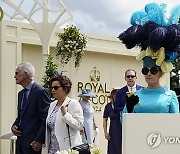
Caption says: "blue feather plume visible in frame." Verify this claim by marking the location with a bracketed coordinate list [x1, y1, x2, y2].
[167, 5, 180, 26]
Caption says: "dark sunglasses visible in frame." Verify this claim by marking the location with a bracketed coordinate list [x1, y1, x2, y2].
[15, 72, 19, 75]
[141, 67, 159, 75]
[126, 75, 136, 78]
[15, 71, 26, 75]
[51, 86, 62, 90]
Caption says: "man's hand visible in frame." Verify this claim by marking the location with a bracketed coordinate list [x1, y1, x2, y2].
[11, 125, 22, 136]
[30, 141, 42, 151]
[126, 94, 139, 113]
[105, 132, 111, 141]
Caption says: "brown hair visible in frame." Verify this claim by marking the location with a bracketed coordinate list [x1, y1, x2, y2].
[50, 75, 72, 94]
[125, 69, 137, 77]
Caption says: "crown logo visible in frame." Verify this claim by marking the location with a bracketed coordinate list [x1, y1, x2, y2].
[90, 67, 100, 82]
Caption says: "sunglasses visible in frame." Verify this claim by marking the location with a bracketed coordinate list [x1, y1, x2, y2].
[15, 71, 26, 75]
[15, 72, 19, 75]
[126, 75, 136, 78]
[141, 67, 159, 75]
[51, 85, 62, 90]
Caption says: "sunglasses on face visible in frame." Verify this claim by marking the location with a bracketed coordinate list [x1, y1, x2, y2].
[15, 72, 19, 75]
[51, 85, 62, 91]
[141, 67, 159, 75]
[15, 71, 26, 76]
[126, 75, 136, 78]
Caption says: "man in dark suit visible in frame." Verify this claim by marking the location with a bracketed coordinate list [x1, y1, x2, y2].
[114, 69, 141, 154]
[11, 62, 50, 154]
[113, 69, 142, 154]
[114, 69, 142, 114]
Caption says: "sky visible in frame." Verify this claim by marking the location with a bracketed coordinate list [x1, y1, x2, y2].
[1, 0, 179, 37]
[62, 0, 179, 37]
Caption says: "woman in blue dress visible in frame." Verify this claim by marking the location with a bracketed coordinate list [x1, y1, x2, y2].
[103, 87, 122, 154]
[118, 3, 180, 113]
[125, 56, 179, 113]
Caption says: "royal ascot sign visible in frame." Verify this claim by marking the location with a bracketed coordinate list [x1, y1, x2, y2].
[0, 7, 4, 22]
[77, 67, 110, 112]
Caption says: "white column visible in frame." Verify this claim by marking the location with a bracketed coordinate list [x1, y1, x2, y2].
[0, 20, 22, 154]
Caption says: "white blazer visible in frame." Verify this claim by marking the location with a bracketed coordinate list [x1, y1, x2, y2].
[45, 97, 84, 152]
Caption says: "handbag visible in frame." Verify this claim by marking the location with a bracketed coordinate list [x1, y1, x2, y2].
[72, 143, 90, 154]
[67, 125, 91, 154]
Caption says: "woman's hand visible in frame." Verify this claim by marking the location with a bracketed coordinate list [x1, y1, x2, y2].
[61, 105, 68, 116]
[80, 128, 84, 134]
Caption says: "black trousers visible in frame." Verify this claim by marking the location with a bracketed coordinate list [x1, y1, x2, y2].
[16, 138, 42, 154]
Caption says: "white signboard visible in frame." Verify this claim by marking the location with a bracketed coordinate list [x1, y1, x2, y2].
[122, 113, 180, 154]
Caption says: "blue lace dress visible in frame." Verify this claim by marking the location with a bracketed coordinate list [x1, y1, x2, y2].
[47, 106, 60, 154]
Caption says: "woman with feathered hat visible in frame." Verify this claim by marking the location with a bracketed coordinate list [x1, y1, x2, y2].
[118, 3, 180, 113]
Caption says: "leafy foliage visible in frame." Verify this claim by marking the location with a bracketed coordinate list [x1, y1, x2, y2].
[42, 54, 58, 100]
[170, 57, 180, 89]
[55, 25, 87, 68]
[170, 18, 180, 90]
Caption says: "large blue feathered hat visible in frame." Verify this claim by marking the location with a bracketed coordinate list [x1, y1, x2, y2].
[118, 3, 180, 73]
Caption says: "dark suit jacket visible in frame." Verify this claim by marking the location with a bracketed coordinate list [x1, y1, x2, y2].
[13, 82, 50, 154]
[114, 85, 142, 114]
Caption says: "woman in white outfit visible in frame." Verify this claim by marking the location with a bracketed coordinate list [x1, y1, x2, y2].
[78, 89, 97, 144]
[45, 74, 84, 153]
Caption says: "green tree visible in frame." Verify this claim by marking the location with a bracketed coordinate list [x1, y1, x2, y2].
[42, 54, 58, 100]
[170, 58, 180, 89]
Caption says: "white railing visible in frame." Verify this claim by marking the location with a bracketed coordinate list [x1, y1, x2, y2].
[0, 131, 16, 154]
[0, 132, 47, 154]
